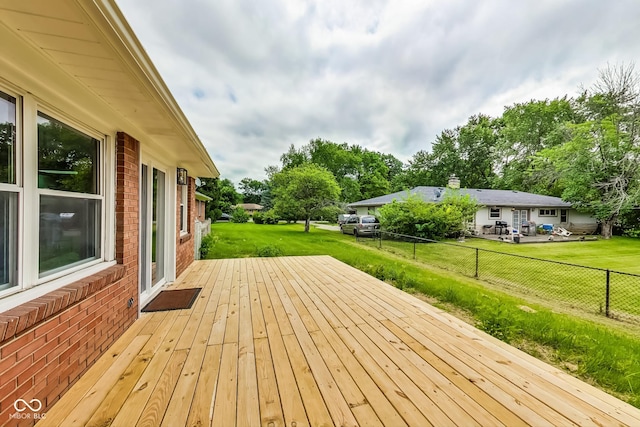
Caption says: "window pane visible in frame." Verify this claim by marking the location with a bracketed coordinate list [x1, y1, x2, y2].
[0, 191, 17, 290]
[0, 92, 16, 184]
[39, 195, 101, 276]
[38, 113, 99, 194]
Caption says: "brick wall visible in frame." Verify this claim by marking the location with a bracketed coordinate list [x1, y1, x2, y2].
[0, 132, 140, 426]
[176, 177, 196, 278]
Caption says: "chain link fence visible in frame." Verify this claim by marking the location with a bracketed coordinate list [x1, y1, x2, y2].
[356, 230, 640, 323]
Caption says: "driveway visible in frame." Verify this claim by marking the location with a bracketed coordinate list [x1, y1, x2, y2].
[312, 222, 340, 231]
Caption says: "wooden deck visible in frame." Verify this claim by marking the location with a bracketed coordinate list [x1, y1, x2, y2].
[38, 256, 640, 427]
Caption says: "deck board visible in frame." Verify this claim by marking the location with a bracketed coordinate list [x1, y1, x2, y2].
[37, 256, 640, 427]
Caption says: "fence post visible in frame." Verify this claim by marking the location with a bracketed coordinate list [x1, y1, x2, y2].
[413, 240, 416, 260]
[475, 248, 479, 278]
[605, 269, 610, 318]
[379, 231, 382, 249]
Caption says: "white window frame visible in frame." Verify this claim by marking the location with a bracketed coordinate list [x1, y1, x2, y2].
[539, 208, 557, 217]
[489, 207, 501, 219]
[0, 86, 22, 295]
[0, 85, 116, 306]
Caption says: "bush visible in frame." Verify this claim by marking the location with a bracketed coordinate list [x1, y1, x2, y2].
[379, 192, 478, 240]
[230, 207, 250, 223]
[263, 210, 280, 224]
[199, 233, 218, 259]
[253, 212, 264, 224]
[256, 244, 283, 257]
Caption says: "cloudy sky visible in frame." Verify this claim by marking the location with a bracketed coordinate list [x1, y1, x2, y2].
[116, 0, 640, 185]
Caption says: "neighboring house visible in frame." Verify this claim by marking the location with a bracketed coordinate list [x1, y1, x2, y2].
[348, 185, 598, 235]
[235, 203, 264, 215]
[0, 1, 219, 422]
[195, 191, 213, 222]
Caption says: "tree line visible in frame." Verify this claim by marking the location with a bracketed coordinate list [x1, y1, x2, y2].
[200, 64, 640, 238]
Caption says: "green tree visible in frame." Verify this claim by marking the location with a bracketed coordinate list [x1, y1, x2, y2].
[230, 206, 250, 223]
[494, 97, 576, 194]
[272, 164, 341, 232]
[239, 178, 267, 204]
[532, 64, 640, 238]
[391, 150, 435, 191]
[197, 178, 241, 220]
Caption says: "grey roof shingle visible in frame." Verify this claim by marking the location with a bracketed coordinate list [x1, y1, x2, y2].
[347, 186, 571, 208]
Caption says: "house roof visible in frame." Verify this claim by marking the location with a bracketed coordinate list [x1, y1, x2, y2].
[347, 186, 572, 209]
[195, 191, 213, 202]
[236, 203, 264, 210]
[0, 0, 218, 178]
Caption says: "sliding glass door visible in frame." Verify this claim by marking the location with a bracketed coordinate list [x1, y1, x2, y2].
[140, 163, 166, 301]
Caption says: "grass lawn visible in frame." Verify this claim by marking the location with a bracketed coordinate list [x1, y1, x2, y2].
[357, 235, 640, 322]
[202, 222, 640, 408]
[462, 236, 640, 274]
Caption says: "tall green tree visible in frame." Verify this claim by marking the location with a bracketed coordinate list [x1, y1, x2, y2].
[532, 64, 640, 238]
[272, 164, 341, 232]
[197, 178, 241, 220]
[239, 177, 267, 204]
[494, 97, 576, 194]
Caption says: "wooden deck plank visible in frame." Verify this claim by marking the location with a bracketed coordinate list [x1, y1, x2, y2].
[185, 344, 223, 427]
[223, 259, 241, 345]
[37, 334, 150, 427]
[37, 256, 640, 427]
[84, 310, 182, 426]
[136, 349, 188, 427]
[272, 283, 359, 426]
[110, 314, 191, 427]
[160, 312, 215, 427]
[282, 334, 335, 427]
[211, 342, 239, 427]
[237, 265, 261, 427]
[286, 270, 406, 426]
[254, 337, 285, 427]
[254, 259, 309, 427]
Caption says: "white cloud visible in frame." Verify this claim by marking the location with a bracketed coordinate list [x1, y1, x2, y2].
[116, 0, 640, 185]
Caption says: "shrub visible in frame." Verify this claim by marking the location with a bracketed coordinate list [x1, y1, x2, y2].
[263, 210, 280, 224]
[256, 244, 283, 257]
[253, 212, 264, 224]
[379, 192, 478, 240]
[230, 207, 250, 223]
[199, 233, 218, 259]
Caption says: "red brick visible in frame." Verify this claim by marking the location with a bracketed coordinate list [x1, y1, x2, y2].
[32, 338, 58, 364]
[58, 341, 80, 364]
[33, 318, 60, 339]
[1, 331, 34, 359]
[45, 320, 73, 344]
[16, 335, 46, 361]
[1, 356, 32, 388]
[17, 356, 46, 387]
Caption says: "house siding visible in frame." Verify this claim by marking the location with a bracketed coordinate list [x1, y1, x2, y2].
[0, 132, 140, 425]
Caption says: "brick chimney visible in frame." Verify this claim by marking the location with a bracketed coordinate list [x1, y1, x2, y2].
[447, 175, 460, 189]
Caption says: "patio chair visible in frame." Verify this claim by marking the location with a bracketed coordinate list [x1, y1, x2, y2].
[555, 227, 572, 237]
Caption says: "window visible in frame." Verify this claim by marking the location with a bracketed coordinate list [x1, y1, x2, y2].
[0, 192, 17, 291]
[539, 209, 557, 217]
[0, 91, 16, 185]
[0, 86, 110, 298]
[180, 184, 188, 233]
[489, 207, 501, 219]
[37, 112, 102, 277]
[1, 91, 18, 291]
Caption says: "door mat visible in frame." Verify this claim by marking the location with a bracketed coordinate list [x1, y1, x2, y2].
[142, 288, 202, 312]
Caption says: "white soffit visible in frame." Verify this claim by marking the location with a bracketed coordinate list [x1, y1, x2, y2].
[0, 0, 219, 178]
